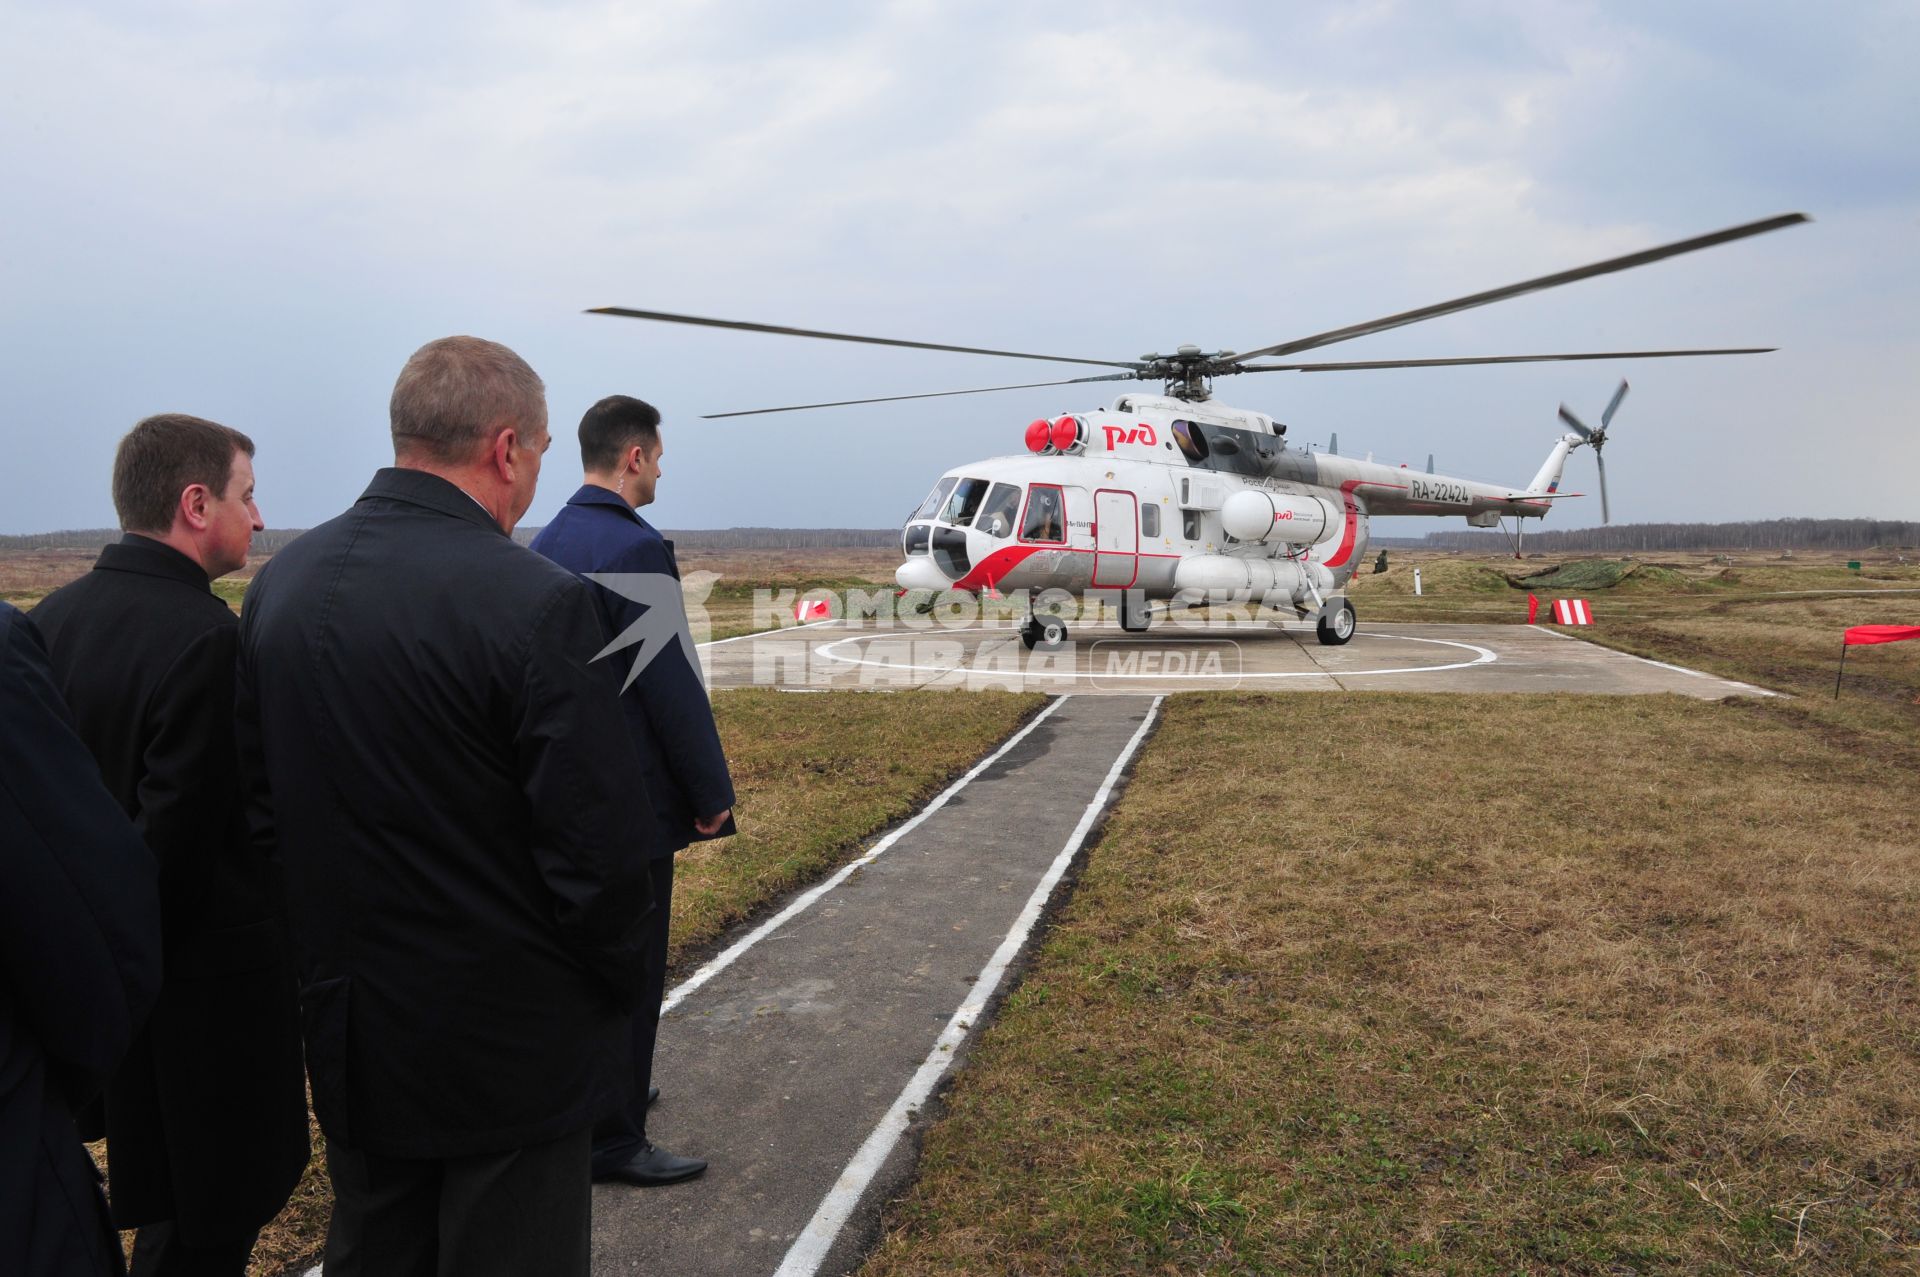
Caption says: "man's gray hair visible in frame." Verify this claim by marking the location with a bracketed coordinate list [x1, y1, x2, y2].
[390, 336, 547, 463]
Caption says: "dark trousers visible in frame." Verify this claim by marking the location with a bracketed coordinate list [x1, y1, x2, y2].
[321, 1126, 591, 1277]
[591, 853, 674, 1173]
[128, 1222, 256, 1277]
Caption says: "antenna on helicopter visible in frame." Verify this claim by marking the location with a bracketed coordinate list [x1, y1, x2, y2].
[1558, 379, 1629, 524]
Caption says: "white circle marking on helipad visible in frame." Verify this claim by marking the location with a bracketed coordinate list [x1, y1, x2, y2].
[808, 626, 1497, 680]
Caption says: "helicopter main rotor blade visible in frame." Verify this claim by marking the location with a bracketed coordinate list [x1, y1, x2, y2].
[1232, 348, 1776, 375]
[1596, 450, 1611, 524]
[1225, 212, 1809, 364]
[587, 306, 1140, 371]
[700, 373, 1139, 419]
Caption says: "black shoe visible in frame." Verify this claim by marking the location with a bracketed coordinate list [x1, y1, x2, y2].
[595, 1143, 707, 1187]
[648, 1084, 659, 1108]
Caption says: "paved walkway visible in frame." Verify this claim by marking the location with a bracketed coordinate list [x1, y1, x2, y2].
[589, 694, 1161, 1276]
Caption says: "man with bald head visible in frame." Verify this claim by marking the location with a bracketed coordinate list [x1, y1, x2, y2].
[237, 337, 657, 1276]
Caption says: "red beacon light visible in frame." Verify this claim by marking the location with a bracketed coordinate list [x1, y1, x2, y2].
[1024, 418, 1055, 454]
[1049, 415, 1086, 454]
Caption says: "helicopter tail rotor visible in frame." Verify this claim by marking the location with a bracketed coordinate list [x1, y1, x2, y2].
[1557, 379, 1628, 524]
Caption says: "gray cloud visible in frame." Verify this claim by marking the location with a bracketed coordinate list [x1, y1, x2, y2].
[1, 0, 1913, 537]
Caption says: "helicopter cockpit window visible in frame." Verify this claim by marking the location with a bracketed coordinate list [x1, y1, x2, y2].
[903, 524, 931, 556]
[976, 483, 1022, 539]
[1022, 485, 1066, 543]
[940, 477, 990, 527]
[914, 477, 957, 521]
[1172, 420, 1209, 462]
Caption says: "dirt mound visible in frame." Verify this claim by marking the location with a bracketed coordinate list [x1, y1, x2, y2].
[1506, 560, 1705, 593]
[1509, 560, 1634, 591]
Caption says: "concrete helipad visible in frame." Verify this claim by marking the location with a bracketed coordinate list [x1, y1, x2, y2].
[701, 620, 1777, 698]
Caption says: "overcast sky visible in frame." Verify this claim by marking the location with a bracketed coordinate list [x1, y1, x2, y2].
[3, 0, 1915, 537]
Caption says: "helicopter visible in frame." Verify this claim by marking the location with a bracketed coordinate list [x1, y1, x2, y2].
[591, 212, 1807, 650]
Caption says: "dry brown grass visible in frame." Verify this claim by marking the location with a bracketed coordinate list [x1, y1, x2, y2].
[863, 692, 1920, 1274]
[677, 546, 899, 592]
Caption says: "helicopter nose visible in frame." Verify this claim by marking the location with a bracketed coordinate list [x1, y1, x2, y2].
[895, 558, 951, 592]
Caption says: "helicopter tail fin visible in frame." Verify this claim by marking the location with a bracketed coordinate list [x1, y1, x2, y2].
[1526, 435, 1580, 496]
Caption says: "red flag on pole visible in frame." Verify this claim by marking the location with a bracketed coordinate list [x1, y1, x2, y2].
[1527, 594, 1540, 624]
[1843, 625, 1920, 646]
[1835, 624, 1920, 697]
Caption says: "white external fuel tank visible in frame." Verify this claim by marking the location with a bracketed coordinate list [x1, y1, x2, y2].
[1172, 554, 1336, 602]
[1219, 490, 1337, 544]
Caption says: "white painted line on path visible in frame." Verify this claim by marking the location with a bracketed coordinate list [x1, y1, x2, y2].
[698, 618, 837, 648]
[1528, 626, 1781, 696]
[812, 627, 1497, 680]
[1613, 649, 1781, 696]
[772, 695, 1166, 1277]
[660, 694, 1072, 1016]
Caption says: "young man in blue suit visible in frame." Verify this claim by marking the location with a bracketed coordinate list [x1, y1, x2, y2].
[531, 395, 736, 1187]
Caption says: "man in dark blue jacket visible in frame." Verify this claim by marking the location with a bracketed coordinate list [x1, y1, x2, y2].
[531, 395, 736, 1187]
[1, 602, 162, 1277]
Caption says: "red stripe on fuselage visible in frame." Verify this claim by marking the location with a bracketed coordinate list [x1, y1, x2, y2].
[953, 543, 1044, 592]
[947, 544, 1181, 592]
[1324, 479, 1404, 569]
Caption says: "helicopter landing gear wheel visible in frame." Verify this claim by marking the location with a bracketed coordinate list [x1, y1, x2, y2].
[1021, 616, 1069, 651]
[1316, 599, 1356, 646]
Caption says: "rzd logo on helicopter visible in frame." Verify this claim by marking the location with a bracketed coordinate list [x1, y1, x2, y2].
[1102, 424, 1158, 449]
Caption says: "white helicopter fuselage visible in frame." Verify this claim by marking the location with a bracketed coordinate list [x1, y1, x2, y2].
[895, 393, 1573, 616]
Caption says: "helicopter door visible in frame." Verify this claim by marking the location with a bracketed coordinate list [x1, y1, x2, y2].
[1093, 489, 1138, 588]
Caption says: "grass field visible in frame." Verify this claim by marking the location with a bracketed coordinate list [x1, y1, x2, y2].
[864, 700, 1920, 1271]
[858, 561, 1920, 1275]
[1352, 550, 1920, 746]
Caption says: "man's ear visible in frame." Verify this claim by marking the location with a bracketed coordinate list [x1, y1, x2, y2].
[490, 427, 518, 481]
[177, 483, 213, 533]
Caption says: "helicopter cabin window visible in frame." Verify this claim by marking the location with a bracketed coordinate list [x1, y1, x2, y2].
[1182, 509, 1202, 540]
[1022, 484, 1066, 543]
[976, 483, 1023, 539]
[1141, 503, 1160, 538]
[1172, 420, 1209, 462]
[940, 477, 990, 527]
[914, 477, 957, 521]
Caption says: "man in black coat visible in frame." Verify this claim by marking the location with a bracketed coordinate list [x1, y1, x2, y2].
[530, 395, 736, 1187]
[236, 336, 656, 1276]
[33, 416, 309, 1277]
[1, 602, 162, 1277]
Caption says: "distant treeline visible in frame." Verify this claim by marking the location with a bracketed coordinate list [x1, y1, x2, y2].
[1417, 518, 1920, 553]
[0, 528, 314, 553]
[3, 527, 900, 553]
[510, 526, 899, 549]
